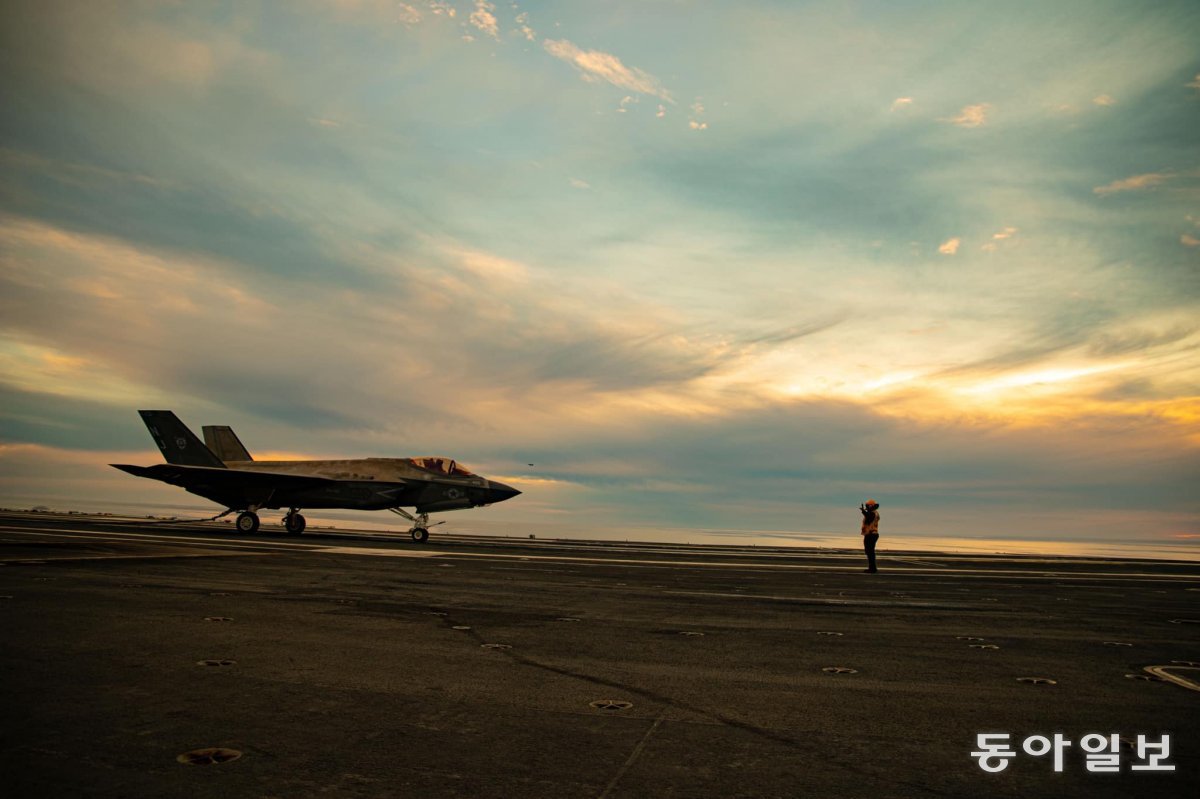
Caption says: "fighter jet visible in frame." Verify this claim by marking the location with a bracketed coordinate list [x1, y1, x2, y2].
[111, 410, 520, 542]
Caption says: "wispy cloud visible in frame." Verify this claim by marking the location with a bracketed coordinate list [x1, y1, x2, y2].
[890, 97, 913, 111]
[1, 148, 176, 191]
[938, 237, 960, 255]
[981, 227, 1018, 252]
[943, 103, 990, 128]
[321, 0, 418, 24]
[0, 214, 733, 432]
[514, 11, 535, 42]
[569, 178, 590, 190]
[1086, 322, 1195, 357]
[399, 2, 421, 25]
[1187, 74, 1200, 90]
[543, 39, 673, 101]
[1183, 233, 1200, 248]
[1093, 172, 1173, 196]
[1092, 94, 1116, 106]
[324, 0, 419, 22]
[689, 100, 708, 130]
[469, 1, 499, 40]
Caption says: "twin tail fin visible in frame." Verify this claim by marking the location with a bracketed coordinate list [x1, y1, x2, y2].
[138, 410, 226, 468]
[202, 425, 253, 463]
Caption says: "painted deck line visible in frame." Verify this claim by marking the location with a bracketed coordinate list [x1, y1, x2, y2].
[316, 547, 442, 558]
[1144, 665, 1200, 692]
[432, 550, 1200, 582]
[0, 525, 331, 553]
[663, 589, 981, 610]
[3, 523, 1199, 584]
[0, 550, 274, 564]
[891, 558, 952, 568]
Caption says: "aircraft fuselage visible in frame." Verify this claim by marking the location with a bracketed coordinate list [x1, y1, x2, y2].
[220, 458, 505, 512]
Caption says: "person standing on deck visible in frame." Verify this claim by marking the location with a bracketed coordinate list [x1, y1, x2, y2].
[860, 499, 880, 573]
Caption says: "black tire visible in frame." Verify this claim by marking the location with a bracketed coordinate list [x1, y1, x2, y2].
[411, 527, 429, 544]
[284, 513, 306, 535]
[236, 511, 260, 534]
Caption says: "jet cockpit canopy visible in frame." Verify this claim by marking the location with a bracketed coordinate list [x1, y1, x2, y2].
[409, 456, 475, 477]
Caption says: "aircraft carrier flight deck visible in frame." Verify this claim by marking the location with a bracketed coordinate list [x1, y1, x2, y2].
[1, 510, 1197, 798]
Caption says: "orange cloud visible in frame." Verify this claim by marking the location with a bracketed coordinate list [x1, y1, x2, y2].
[543, 39, 673, 101]
[468, 1, 498, 40]
[514, 12, 535, 42]
[938, 237, 961, 255]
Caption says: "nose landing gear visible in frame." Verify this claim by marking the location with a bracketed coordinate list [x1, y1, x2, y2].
[387, 508, 444, 543]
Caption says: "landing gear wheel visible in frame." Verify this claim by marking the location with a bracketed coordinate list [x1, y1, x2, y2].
[284, 513, 306, 535]
[411, 527, 429, 544]
[236, 511, 260, 534]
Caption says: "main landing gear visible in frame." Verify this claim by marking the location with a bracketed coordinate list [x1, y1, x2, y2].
[283, 509, 306, 535]
[235, 511, 260, 534]
[233, 508, 305, 535]
[388, 508, 444, 544]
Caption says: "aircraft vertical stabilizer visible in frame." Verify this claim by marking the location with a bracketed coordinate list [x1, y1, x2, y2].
[203, 425, 253, 463]
[138, 410, 226, 468]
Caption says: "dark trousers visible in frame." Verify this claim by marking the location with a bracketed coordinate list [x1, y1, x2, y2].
[863, 533, 879, 572]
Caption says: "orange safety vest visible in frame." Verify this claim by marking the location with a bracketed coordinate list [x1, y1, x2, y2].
[861, 509, 880, 536]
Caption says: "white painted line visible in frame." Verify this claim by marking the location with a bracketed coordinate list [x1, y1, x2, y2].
[0, 551, 273, 564]
[1, 526, 441, 559]
[664, 589, 965, 608]
[1145, 665, 1200, 692]
[437, 551, 1200, 582]
[0, 526, 330, 552]
[317, 547, 441, 558]
[892, 558, 950, 568]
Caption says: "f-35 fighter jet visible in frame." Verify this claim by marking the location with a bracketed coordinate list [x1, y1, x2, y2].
[112, 410, 520, 542]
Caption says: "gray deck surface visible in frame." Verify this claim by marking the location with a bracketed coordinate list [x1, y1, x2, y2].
[1, 510, 1197, 798]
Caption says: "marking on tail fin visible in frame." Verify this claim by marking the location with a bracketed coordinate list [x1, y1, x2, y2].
[138, 410, 226, 468]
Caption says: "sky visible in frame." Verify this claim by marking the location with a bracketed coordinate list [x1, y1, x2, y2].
[0, 0, 1198, 552]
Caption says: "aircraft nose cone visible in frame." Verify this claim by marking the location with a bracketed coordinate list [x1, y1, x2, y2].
[488, 480, 521, 504]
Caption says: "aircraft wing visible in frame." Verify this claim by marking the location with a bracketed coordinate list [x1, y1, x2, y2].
[110, 463, 337, 491]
